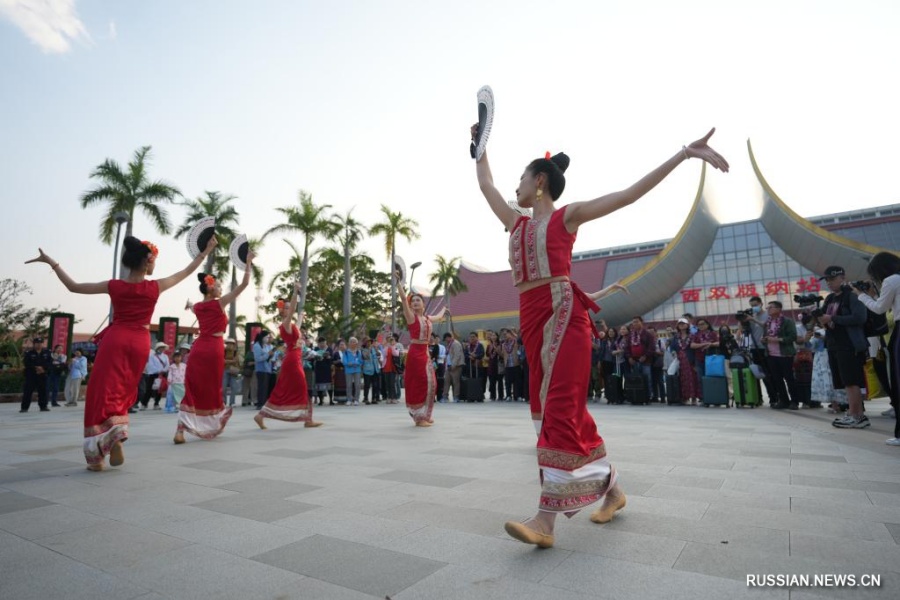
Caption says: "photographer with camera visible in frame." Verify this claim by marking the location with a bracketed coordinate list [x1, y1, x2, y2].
[817, 266, 869, 429]
[854, 252, 900, 445]
[735, 308, 776, 402]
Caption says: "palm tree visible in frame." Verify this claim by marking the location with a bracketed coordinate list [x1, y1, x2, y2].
[79, 146, 180, 243]
[261, 190, 337, 310]
[332, 208, 365, 335]
[173, 191, 260, 338]
[369, 204, 420, 332]
[427, 255, 468, 313]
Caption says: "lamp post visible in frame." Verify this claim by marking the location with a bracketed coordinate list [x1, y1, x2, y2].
[108, 211, 129, 323]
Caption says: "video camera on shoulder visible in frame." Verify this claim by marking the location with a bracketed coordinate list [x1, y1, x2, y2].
[851, 280, 873, 292]
[794, 293, 825, 318]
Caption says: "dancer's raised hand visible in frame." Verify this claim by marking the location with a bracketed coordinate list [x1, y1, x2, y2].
[25, 248, 55, 266]
[685, 128, 730, 172]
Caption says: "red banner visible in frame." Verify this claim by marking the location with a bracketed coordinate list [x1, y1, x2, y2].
[50, 315, 71, 353]
[160, 318, 179, 359]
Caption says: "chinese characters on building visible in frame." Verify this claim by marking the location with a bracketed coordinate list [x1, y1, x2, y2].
[681, 276, 820, 303]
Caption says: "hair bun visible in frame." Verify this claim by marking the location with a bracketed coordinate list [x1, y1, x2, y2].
[197, 273, 207, 284]
[551, 152, 570, 173]
[122, 236, 144, 252]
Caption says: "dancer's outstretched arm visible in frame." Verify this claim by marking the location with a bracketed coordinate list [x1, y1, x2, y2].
[283, 281, 301, 331]
[157, 237, 218, 293]
[219, 251, 255, 308]
[587, 282, 629, 302]
[397, 279, 416, 325]
[430, 306, 450, 321]
[25, 249, 109, 294]
[564, 128, 729, 232]
[472, 124, 519, 231]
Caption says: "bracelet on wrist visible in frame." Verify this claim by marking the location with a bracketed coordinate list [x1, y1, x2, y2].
[51, 263, 59, 269]
[681, 145, 690, 160]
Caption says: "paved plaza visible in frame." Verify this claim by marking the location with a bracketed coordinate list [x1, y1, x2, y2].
[1, 397, 898, 600]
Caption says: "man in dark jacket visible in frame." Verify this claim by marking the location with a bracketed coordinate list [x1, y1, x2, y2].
[21, 337, 51, 413]
[817, 266, 869, 428]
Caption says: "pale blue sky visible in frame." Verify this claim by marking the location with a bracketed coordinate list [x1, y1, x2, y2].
[2, 0, 898, 333]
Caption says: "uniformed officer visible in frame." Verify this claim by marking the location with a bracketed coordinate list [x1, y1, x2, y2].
[20, 337, 52, 412]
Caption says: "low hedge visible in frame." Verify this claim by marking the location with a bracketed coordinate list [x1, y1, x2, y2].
[0, 369, 69, 394]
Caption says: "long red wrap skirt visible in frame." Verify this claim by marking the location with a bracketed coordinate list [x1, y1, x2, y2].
[405, 343, 435, 424]
[83, 324, 148, 465]
[260, 349, 313, 422]
[177, 336, 232, 439]
[519, 280, 617, 514]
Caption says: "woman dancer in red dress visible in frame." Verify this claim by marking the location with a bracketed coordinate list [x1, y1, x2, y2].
[26, 236, 216, 470]
[397, 280, 449, 426]
[473, 124, 728, 548]
[174, 252, 255, 444]
[254, 281, 323, 429]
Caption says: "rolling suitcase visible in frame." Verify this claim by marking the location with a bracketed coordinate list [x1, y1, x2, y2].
[460, 377, 485, 402]
[666, 374, 682, 405]
[460, 365, 484, 402]
[606, 374, 623, 404]
[732, 366, 760, 408]
[624, 374, 649, 405]
[701, 376, 729, 407]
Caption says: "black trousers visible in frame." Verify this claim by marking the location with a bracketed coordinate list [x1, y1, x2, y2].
[255, 372, 270, 408]
[488, 370, 503, 399]
[766, 355, 797, 405]
[504, 365, 523, 400]
[140, 373, 162, 408]
[21, 374, 48, 411]
[363, 373, 380, 401]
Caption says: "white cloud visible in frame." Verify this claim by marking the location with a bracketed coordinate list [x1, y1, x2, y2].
[0, 0, 90, 54]
[107, 18, 115, 40]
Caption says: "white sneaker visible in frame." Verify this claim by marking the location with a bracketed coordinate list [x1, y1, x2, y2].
[885, 438, 900, 446]
[834, 415, 870, 429]
[881, 407, 896, 418]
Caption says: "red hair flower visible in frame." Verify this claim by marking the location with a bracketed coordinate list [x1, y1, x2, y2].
[204, 275, 216, 288]
[544, 151, 551, 160]
[142, 241, 159, 257]
[276, 299, 285, 310]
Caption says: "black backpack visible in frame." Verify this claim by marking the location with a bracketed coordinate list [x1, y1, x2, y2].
[839, 288, 888, 337]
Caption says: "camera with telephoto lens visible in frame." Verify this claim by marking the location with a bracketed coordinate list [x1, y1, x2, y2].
[851, 280, 872, 292]
[735, 308, 754, 319]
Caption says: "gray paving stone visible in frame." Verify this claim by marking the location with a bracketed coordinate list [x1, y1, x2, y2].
[182, 459, 260, 472]
[886, 523, 900, 545]
[381, 525, 571, 582]
[702, 504, 895, 543]
[116, 543, 308, 600]
[424, 446, 506, 458]
[215, 477, 322, 497]
[0, 490, 54, 514]
[38, 520, 191, 571]
[541, 551, 788, 600]
[10, 458, 84, 471]
[642, 483, 792, 512]
[0, 467, 50, 485]
[791, 474, 900, 494]
[394, 564, 599, 600]
[790, 453, 848, 463]
[148, 512, 312, 557]
[373, 468, 475, 488]
[0, 503, 107, 539]
[0, 530, 150, 600]
[791, 496, 900, 525]
[790, 532, 900, 574]
[272, 506, 426, 545]
[191, 492, 318, 522]
[252, 534, 447, 596]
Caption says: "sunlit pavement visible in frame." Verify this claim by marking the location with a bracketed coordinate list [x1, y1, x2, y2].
[1, 395, 897, 600]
